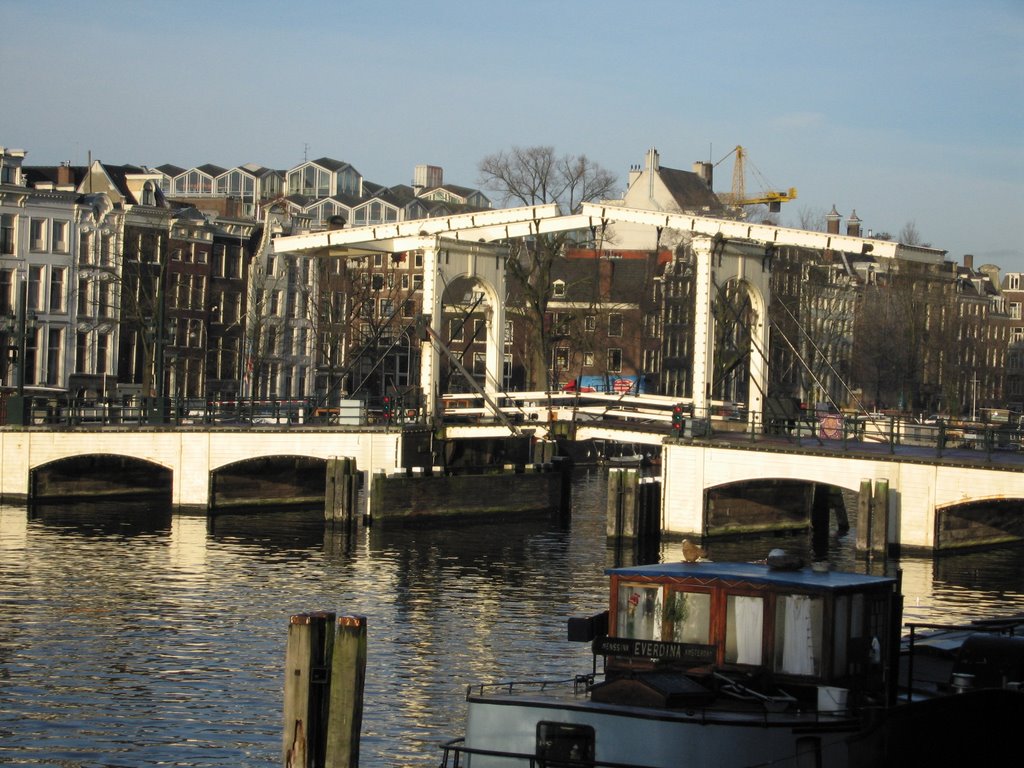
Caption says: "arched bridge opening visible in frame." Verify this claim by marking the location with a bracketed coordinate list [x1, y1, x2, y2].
[211, 455, 328, 512]
[705, 478, 851, 542]
[30, 454, 172, 503]
[935, 497, 1024, 552]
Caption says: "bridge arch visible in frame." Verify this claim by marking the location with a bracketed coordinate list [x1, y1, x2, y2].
[934, 495, 1024, 551]
[210, 454, 329, 510]
[704, 476, 851, 537]
[29, 454, 173, 501]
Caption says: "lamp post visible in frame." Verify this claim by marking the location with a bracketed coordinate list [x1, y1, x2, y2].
[7, 274, 37, 425]
[971, 372, 979, 422]
[146, 307, 175, 424]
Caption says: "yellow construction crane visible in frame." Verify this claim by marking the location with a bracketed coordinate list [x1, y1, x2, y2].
[715, 145, 797, 212]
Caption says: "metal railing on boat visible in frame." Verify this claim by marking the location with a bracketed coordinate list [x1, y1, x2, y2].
[438, 737, 666, 768]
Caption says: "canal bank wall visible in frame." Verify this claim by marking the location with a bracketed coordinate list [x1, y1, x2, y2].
[368, 462, 571, 525]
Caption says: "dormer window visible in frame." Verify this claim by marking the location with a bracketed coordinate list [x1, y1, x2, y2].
[552, 280, 566, 298]
[142, 182, 155, 206]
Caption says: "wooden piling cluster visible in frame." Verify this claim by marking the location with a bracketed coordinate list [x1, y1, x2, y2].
[856, 478, 890, 555]
[283, 612, 367, 768]
[606, 468, 661, 545]
[324, 457, 359, 526]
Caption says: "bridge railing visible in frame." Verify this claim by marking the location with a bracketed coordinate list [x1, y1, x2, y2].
[8, 395, 378, 428]
[685, 407, 1021, 459]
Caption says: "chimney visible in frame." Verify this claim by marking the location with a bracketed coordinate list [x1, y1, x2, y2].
[692, 161, 713, 190]
[645, 147, 660, 172]
[627, 163, 641, 188]
[57, 161, 73, 187]
[964, 254, 975, 271]
[826, 205, 842, 235]
[599, 259, 614, 299]
[846, 209, 861, 238]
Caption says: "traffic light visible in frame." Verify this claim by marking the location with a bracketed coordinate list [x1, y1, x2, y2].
[382, 395, 393, 422]
[672, 404, 685, 435]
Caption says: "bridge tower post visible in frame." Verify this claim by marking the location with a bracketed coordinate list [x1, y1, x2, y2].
[417, 239, 508, 424]
[418, 238, 442, 423]
[690, 236, 771, 428]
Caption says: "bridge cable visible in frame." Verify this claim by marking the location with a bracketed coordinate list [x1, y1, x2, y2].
[771, 294, 869, 415]
[709, 273, 826, 444]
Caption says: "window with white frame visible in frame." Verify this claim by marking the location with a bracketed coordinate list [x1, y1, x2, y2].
[30, 219, 47, 252]
[49, 267, 65, 312]
[0, 269, 12, 315]
[554, 346, 569, 370]
[607, 347, 622, 372]
[51, 221, 69, 253]
[46, 328, 62, 385]
[27, 266, 43, 310]
[0, 214, 14, 255]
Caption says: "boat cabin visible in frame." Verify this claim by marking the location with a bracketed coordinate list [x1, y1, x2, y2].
[593, 561, 899, 704]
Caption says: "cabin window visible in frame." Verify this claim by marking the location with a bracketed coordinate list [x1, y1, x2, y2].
[537, 722, 594, 765]
[774, 594, 823, 676]
[617, 583, 662, 640]
[834, 595, 849, 676]
[725, 595, 764, 665]
[666, 590, 711, 644]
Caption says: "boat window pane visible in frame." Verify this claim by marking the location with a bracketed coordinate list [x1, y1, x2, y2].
[617, 584, 662, 640]
[725, 595, 763, 664]
[850, 594, 864, 638]
[774, 595, 823, 676]
[834, 595, 849, 676]
[666, 590, 711, 644]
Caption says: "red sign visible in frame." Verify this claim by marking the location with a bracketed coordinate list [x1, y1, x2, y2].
[612, 379, 633, 393]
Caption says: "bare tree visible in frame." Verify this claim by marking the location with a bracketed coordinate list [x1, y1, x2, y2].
[794, 206, 827, 232]
[479, 146, 617, 389]
[303, 252, 417, 407]
[898, 221, 922, 246]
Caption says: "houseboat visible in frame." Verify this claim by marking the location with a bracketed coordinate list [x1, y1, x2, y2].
[441, 558, 1024, 767]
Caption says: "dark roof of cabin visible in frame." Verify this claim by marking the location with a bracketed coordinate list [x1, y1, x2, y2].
[194, 164, 226, 177]
[156, 164, 186, 176]
[22, 165, 87, 187]
[308, 157, 355, 173]
[607, 561, 896, 591]
[658, 166, 723, 212]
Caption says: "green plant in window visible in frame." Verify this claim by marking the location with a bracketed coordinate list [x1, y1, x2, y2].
[664, 592, 690, 626]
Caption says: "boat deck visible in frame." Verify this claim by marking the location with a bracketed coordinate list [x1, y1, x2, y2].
[466, 675, 862, 729]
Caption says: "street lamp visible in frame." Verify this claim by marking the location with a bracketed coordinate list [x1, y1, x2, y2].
[5, 274, 38, 425]
[146, 313, 175, 423]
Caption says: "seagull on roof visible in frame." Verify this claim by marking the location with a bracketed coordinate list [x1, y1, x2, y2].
[681, 539, 707, 563]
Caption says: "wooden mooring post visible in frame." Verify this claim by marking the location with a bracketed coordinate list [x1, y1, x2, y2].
[325, 457, 359, 527]
[856, 478, 890, 556]
[283, 612, 368, 768]
[607, 468, 661, 549]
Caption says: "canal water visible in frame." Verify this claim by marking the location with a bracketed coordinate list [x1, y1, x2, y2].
[3, 468, 1024, 767]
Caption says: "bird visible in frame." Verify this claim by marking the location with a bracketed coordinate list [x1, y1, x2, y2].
[681, 539, 707, 563]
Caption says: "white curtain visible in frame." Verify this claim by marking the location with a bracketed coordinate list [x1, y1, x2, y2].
[781, 595, 816, 675]
[734, 596, 763, 665]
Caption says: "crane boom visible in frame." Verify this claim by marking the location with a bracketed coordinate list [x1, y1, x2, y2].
[717, 145, 797, 211]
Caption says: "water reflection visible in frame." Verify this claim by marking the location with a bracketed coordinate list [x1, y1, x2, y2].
[29, 498, 173, 537]
[1, 469, 1024, 767]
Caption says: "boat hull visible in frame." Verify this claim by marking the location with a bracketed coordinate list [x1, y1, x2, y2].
[463, 690, 859, 768]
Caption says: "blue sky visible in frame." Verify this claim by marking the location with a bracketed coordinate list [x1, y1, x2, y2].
[3, 1, 1021, 270]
